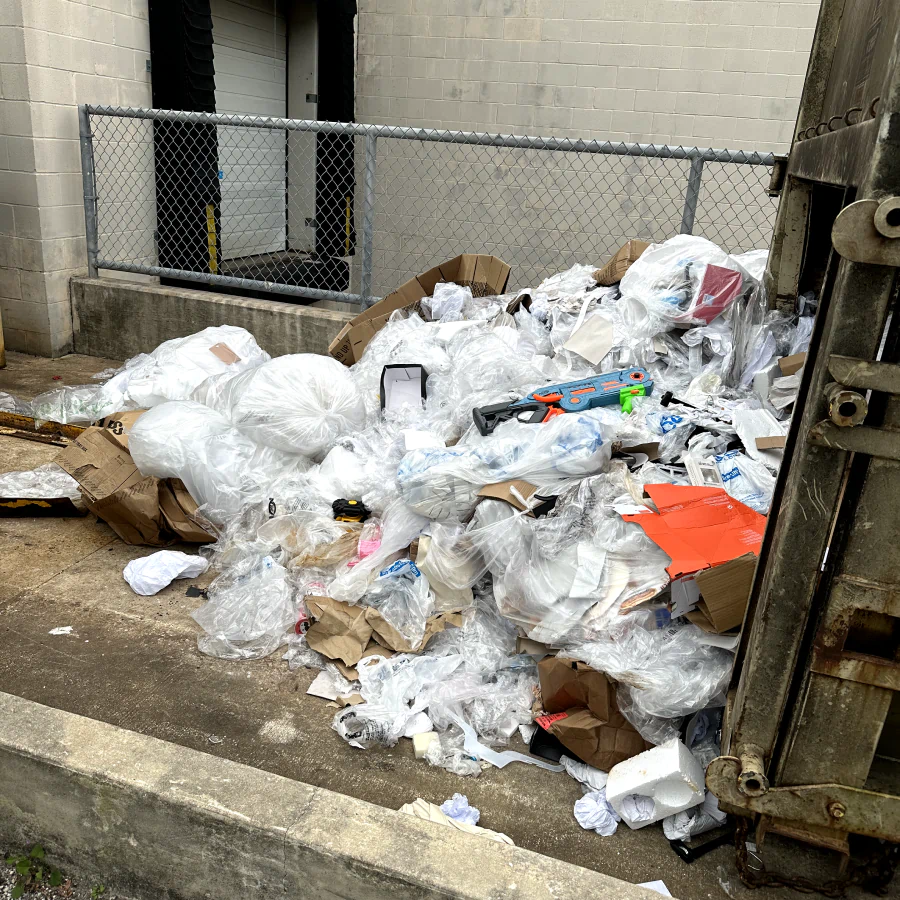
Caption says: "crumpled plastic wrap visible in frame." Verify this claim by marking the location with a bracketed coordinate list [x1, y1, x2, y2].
[0, 463, 80, 500]
[714, 449, 776, 514]
[398, 410, 614, 522]
[191, 554, 296, 659]
[440, 793, 480, 826]
[571, 614, 733, 744]
[31, 384, 110, 425]
[198, 353, 366, 459]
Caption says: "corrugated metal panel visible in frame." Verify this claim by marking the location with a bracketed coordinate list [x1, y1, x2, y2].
[211, 0, 286, 259]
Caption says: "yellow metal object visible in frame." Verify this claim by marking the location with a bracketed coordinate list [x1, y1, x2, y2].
[206, 203, 218, 274]
[345, 195, 352, 255]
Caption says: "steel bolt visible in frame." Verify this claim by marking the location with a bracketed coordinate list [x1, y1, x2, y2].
[827, 801, 846, 819]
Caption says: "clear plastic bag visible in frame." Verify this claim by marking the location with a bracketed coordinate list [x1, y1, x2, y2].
[424, 725, 482, 777]
[201, 353, 366, 459]
[397, 409, 614, 521]
[619, 235, 757, 328]
[31, 384, 109, 425]
[0, 463, 80, 500]
[129, 401, 311, 522]
[0, 391, 32, 416]
[422, 282, 473, 321]
[364, 558, 435, 649]
[191, 555, 297, 659]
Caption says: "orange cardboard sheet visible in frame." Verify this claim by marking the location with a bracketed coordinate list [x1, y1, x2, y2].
[623, 484, 766, 579]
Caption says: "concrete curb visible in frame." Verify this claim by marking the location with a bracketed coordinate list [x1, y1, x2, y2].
[0, 692, 662, 900]
[71, 276, 355, 359]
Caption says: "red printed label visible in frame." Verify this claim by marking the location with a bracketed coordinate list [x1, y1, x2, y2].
[535, 712, 568, 731]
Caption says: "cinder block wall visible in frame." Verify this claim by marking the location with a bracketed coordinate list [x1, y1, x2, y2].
[355, 0, 820, 150]
[0, 0, 151, 356]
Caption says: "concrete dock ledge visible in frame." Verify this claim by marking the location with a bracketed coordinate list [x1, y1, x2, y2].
[0, 692, 662, 900]
[71, 276, 356, 359]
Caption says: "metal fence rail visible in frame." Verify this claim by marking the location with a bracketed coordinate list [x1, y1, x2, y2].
[79, 105, 778, 307]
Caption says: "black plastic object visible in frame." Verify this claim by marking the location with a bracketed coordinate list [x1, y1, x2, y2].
[332, 498, 370, 522]
[473, 400, 549, 436]
[669, 827, 735, 864]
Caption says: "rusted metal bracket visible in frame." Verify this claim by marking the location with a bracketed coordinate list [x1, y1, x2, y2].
[808, 420, 900, 460]
[766, 156, 788, 196]
[706, 756, 900, 841]
[0, 412, 84, 440]
[832, 198, 900, 265]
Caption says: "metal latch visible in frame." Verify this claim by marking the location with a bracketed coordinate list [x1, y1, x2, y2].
[807, 355, 900, 460]
[832, 197, 900, 265]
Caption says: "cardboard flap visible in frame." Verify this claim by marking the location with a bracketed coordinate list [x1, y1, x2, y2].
[538, 657, 612, 721]
[368, 607, 464, 654]
[478, 479, 538, 513]
[158, 479, 215, 543]
[81, 475, 168, 546]
[593, 240, 650, 286]
[58, 427, 143, 502]
[779, 352, 806, 376]
[539, 707, 649, 771]
[92, 409, 147, 449]
[693, 552, 757, 633]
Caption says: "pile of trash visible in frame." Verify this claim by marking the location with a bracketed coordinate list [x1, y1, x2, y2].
[2, 235, 815, 845]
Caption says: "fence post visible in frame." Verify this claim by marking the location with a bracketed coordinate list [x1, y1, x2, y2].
[78, 105, 100, 278]
[360, 131, 378, 307]
[680, 155, 704, 235]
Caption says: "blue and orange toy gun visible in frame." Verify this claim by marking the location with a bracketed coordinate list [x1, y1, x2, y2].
[473, 367, 653, 435]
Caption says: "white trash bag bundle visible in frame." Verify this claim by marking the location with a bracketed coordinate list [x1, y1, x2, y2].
[201, 353, 366, 458]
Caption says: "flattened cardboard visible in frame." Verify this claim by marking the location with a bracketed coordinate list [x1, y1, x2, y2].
[305, 595, 464, 665]
[690, 552, 757, 633]
[537, 707, 649, 771]
[593, 240, 650, 286]
[209, 342, 241, 364]
[755, 435, 786, 450]
[778, 352, 806, 376]
[332, 643, 394, 682]
[538, 656, 611, 721]
[478, 480, 538, 513]
[159, 479, 215, 543]
[328, 254, 511, 365]
[623, 484, 766, 580]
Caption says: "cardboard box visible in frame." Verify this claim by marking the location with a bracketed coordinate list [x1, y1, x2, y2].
[593, 240, 650, 286]
[755, 435, 786, 450]
[328, 254, 511, 365]
[57, 420, 213, 546]
[778, 352, 806, 376]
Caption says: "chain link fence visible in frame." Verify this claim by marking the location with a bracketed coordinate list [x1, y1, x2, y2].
[80, 106, 778, 306]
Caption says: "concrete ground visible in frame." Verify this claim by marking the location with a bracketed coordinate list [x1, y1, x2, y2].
[0, 352, 889, 900]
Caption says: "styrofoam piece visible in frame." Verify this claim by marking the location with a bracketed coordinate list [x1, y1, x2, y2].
[413, 731, 439, 759]
[605, 738, 705, 830]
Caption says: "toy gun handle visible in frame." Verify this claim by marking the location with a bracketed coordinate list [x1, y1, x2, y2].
[473, 399, 551, 436]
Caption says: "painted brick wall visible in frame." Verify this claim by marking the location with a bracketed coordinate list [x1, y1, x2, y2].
[355, 0, 821, 151]
[0, 0, 151, 356]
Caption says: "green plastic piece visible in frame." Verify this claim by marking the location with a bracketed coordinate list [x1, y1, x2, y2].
[620, 384, 646, 414]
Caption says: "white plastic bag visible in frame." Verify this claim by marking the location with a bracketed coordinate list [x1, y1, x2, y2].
[714, 449, 776, 514]
[97, 325, 270, 414]
[440, 793, 480, 826]
[574, 788, 620, 836]
[123, 551, 209, 596]
[202, 354, 366, 458]
[129, 401, 310, 521]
